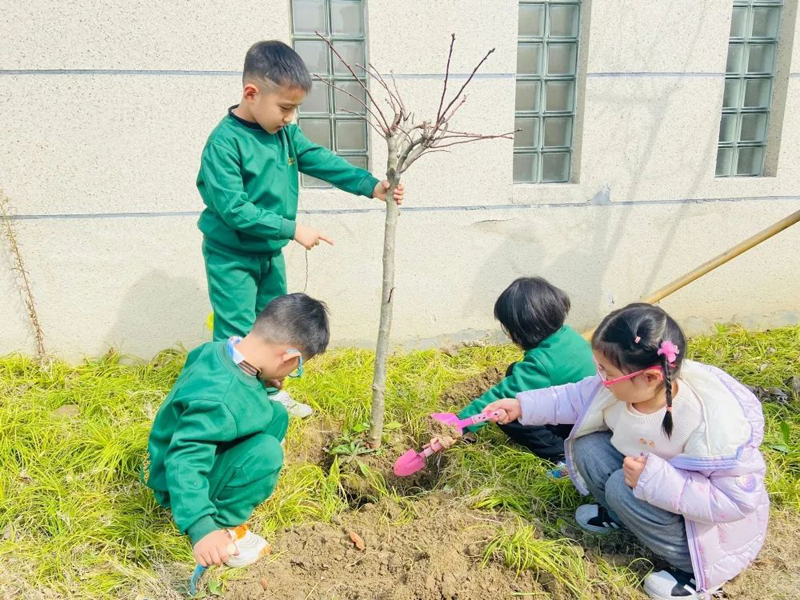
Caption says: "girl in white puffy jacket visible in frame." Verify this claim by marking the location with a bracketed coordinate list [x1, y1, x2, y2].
[485, 304, 768, 600]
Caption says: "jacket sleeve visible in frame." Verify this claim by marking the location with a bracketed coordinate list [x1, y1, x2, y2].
[634, 453, 765, 524]
[291, 126, 379, 197]
[517, 375, 601, 427]
[458, 359, 551, 431]
[164, 400, 238, 544]
[199, 142, 297, 240]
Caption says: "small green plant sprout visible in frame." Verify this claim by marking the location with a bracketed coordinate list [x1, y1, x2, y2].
[329, 422, 377, 462]
[768, 421, 792, 454]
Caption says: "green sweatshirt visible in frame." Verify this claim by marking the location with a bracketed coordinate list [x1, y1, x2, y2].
[197, 107, 380, 255]
[457, 326, 595, 431]
[144, 342, 287, 544]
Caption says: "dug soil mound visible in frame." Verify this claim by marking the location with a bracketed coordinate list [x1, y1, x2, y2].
[440, 367, 504, 406]
[224, 496, 541, 600]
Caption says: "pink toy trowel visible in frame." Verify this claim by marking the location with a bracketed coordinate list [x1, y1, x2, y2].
[393, 409, 507, 477]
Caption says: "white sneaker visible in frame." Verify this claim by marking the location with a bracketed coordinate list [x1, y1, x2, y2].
[272, 390, 313, 418]
[575, 504, 622, 534]
[224, 525, 270, 568]
[643, 568, 721, 599]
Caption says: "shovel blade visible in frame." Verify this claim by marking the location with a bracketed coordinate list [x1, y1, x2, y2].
[394, 448, 427, 476]
[430, 412, 460, 427]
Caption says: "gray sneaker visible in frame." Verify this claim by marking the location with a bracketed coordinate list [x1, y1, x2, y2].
[272, 390, 313, 419]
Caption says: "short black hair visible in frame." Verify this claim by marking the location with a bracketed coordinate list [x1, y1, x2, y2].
[243, 40, 312, 92]
[252, 293, 330, 358]
[493, 277, 571, 351]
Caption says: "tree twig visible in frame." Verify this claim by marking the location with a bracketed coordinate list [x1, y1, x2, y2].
[436, 34, 456, 125]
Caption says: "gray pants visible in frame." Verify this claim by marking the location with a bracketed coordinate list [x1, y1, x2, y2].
[572, 432, 694, 573]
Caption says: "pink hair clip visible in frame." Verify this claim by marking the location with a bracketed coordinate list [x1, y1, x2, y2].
[633, 336, 641, 344]
[657, 340, 680, 365]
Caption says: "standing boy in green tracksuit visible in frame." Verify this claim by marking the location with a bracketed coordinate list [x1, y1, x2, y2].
[197, 40, 405, 418]
[144, 293, 329, 569]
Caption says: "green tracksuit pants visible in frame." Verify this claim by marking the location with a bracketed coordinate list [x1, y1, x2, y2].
[202, 240, 287, 341]
[155, 404, 288, 532]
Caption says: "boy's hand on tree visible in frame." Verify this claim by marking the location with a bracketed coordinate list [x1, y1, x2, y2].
[294, 224, 334, 250]
[193, 529, 238, 567]
[373, 180, 405, 205]
[623, 455, 647, 488]
[483, 399, 521, 424]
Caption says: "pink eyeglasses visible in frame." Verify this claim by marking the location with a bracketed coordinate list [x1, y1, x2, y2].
[594, 358, 663, 388]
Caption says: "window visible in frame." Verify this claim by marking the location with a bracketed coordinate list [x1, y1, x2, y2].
[513, 0, 582, 184]
[716, 0, 784, 177]
[291, 0, 370, 187]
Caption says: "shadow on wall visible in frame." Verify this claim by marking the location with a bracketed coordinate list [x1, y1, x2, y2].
[102, 269, 209, 359]
[461, 204, 620, 333]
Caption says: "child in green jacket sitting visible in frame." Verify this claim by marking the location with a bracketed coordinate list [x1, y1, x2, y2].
[143, 293, 329, 568]
[456, 277, 595, 463]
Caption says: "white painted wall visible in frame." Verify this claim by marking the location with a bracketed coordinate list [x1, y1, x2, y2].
[1, 0, 799, 360]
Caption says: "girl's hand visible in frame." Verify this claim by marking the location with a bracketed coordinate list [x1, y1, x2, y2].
[483, 399, 521, 424]
[623, 455, 647, 488]
[429, 436, 456, 450]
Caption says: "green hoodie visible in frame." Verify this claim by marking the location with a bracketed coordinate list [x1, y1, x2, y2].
[144, 342, 288, 543]
[197, 107, 380, 255]
[457, 326, 595, 431]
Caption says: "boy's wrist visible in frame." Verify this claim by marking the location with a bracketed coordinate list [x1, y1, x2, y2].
[188, 515, 219, 545]
[361, 175, 381, 198]
[280, 218, 297, 240]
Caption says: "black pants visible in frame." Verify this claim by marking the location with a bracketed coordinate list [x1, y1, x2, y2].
[496, 363, 572, 463]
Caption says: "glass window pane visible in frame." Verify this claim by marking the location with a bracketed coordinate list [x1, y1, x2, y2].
[299, 118, 332, 148]
[549, 5, 580, 38]
[730, 7, 748, 38]
[726, 43, 744, 75]
[751, 7, 781, 39]
[344, 155, 368, 170]
[747, 44, 776, 74]
[519, 4, 545, 37]
[547, 43, 577, 76]
[334, 80, 367, 114]
[292, 0, 326, 35]
[543, 116, 572, 147]
[331, 0, 364, 36]
[517, 43, 542, 75]
[515, 80, 541, 112]
[718, 114, 737, 143]
[740, 113, 768, 142]
[302, 81, 330, 113]
[723, 79, 741, 108]
[743, 78, 771, 108]
[715, 147, 734, 177]
[545, 80, 575, 112]
[335, 120, 367, 151]
[736, 146, 764, 176]
[541, 152, 570, 183]
[294, 40, 328, 76]
[514, 117, 540, 148]
[513, 154, 537, 183]
[332, 41, 365, 75]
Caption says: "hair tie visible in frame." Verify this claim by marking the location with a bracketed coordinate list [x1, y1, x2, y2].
[633, 336, 641, 344]
[657, 340, 680, 365]
[665, 404, 673, 412]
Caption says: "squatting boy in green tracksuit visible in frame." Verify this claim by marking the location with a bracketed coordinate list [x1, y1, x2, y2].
[143, 294, 329, 569]
[197, 40, 405, 343]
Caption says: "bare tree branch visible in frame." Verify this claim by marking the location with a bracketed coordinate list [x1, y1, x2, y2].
[436, 34, 456, 125]
[437, 48, 495, 128]
[314, 76, 387, 133]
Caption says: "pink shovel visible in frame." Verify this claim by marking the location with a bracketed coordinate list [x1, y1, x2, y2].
[393, 409, 507, 477]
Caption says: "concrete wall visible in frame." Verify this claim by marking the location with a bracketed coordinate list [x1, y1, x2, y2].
[1, 0, 799, 360]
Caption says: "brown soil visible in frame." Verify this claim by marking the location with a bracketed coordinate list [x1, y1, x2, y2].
[440, 367, 504, 407]
[223, 496, 544, 600]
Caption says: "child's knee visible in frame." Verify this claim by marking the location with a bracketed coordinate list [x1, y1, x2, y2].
[572, 432, 608, 473]
[244, 433, 284, 475]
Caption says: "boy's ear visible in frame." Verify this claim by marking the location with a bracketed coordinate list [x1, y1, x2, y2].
[242, 82, 259, 101]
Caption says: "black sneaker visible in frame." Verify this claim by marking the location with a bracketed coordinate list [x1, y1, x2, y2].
[643, 568, 722, 599]
[575, 504, 622, 534]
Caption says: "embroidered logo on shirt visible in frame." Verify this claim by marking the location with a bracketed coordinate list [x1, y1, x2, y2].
[288, 157, 296, 166]
[639, 437, 655, 448]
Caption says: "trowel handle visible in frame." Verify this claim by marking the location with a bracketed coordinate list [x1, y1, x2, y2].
[468, 409, 507, 425]
[421, 438, 446, 456]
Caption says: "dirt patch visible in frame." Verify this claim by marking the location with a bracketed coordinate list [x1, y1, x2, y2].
[440, 367, 504, 407]
[223, 496, 543, 600]
[286, 417, 338, 467]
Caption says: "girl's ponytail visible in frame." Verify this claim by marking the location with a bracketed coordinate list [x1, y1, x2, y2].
[661, 353, 674, 438]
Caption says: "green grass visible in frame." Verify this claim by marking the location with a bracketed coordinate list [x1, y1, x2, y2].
[0, 326, 797, 599]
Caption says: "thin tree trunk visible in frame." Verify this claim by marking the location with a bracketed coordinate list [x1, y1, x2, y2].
[368, 135, 400, 447]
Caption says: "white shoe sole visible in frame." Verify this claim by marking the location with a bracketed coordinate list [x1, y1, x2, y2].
[643, 580, 721, 600]
[575, 504, 619, 534]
